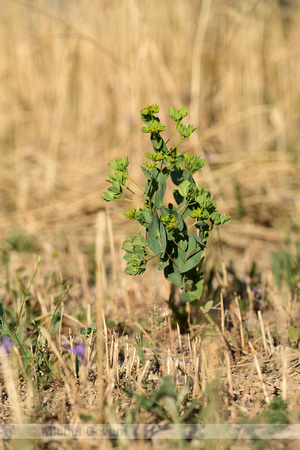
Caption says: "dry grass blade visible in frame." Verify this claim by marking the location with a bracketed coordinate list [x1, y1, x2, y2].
[0, 348, 23, 424]
[253, 354, 270, 405]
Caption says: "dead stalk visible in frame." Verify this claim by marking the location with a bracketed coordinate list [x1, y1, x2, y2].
[225, 350, 233, 397]
[220, 292, 225, 336]
[234, 296, 245, 351]
[253, 354, 270, 404]
[281, 348, 288, 400]
[258, 310, 269, 357]
[96, 210, 106, 421]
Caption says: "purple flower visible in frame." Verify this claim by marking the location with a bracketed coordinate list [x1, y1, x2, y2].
[279, 190, 294, 206]
[73, 344, 86, 359]
[61, 336, 87, 365]
[0, 336, 13, 355]
[252, 287, 261, 297]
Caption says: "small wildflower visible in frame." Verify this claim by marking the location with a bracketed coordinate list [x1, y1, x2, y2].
[161, 213, 179, 231]
[252, 287, 261, 297]
[279, 190, 294, 206]
[141, 104, 159, 116]
[0, 336, 13, 355]
[73, 344, 87, 363]
[61, 336, 87, 365]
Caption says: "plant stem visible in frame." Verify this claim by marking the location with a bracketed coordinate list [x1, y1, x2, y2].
[15, 256, 41, 332]
[125, 186, 144, 200]
[172, 137, 184, 149]
[120, 195, 144, 204]
[186, 221, 200, 232]
[165, 125, 177, 144]
[48, 283, 69, 330]
[128, 176, 144, 191]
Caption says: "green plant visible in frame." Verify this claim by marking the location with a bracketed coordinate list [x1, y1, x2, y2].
[123, 332, 148, 365]
[288, 323, 300, 348]
[0, 261, 70, 387]
[272, 243, 300, 294]
[103, 104, 229, 305]
[2, 227, 40, 255]
[119, 375, 220, 426]
[239, 396, 292, 450]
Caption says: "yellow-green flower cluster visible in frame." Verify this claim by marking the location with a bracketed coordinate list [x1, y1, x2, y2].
[161, 213, 179, 231]
[189, 208, 210, 221]
[141, 124, 166, 134]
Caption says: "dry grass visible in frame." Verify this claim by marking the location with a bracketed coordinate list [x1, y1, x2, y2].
[0, 0, 299, 259]
[1, 0, 300, 448]
[0, 248, 300, 449]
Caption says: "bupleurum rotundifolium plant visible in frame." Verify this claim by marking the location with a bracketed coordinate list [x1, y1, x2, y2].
[103, 104, 230, 303]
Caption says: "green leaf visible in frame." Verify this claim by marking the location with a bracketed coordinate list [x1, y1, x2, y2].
[157, 171, 167, 187]
[145, 235, 156, 254]
[173, 246, 187, 269]
[144, 207, 152, 224]
[177, 237, 188, 252]
[146, 234, 163, 255]
[107, 185, 121, 195]
[179, 249, 203, 273]
[182, 279, 203, 302]
[159, 222, 167, 257]
[178, 180, 191, 198]
[173, 190, 184, 206]
[151, 135, 163, 150]
[108, 156, 129, 172]
[134, 233, 147, 247]
[141, 166, 151, 180]
[181, 291, 194, 302]
[164, 264, 182, 288]
[184, 153, 206, 174]
[169, 107, 189, 122]
[186, 235, 198, 257]
[176, 123, 196, 138]
[171, 168, 192, 186]
[142, 182, 151, 201]
[204, 300, 213, 312]
[288, 324, 300, 347]
[150, 166, 160, 181]
[169, 107, 182, 122]
[158, 259, 169, 271]
[102, 192, 114, 202]
[193, 234, 206, 248]
[179, 107, 188, 119]
[148, 211, 160, 239]
[124, 266, 136, 275]
[220, 212, 230, 225]
[155, 185, 166, 209]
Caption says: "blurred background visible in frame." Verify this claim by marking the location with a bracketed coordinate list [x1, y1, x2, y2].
[0, 0, 299, 294]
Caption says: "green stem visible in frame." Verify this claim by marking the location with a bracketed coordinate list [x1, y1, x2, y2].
[128, 176, 144, 191]
[48, 283, 69, 330]
[125, 186, 144, 200]
[200, 306, 220, 330]
[172, 137, 184, 149]
[186, 221, 200, 232]
[171, 238, 186, 253]
[15, 256, 41, 332]
[165, 125, 177, 144]
[120, 194, 144, 204]
[13, 331, 32, 366]
[165, 251, 180, 271]
[177, 198, 195, 216]
[146, 252, 162, 262]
